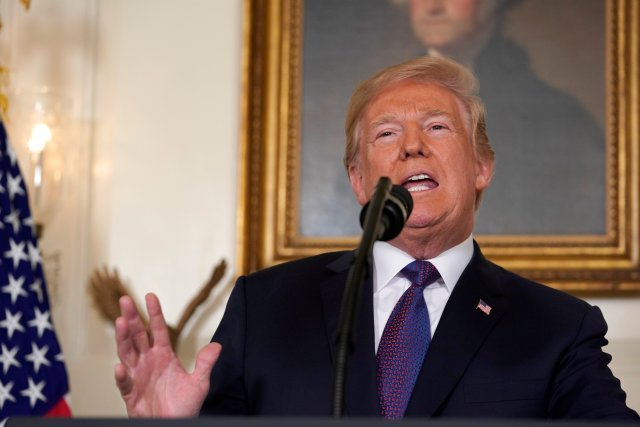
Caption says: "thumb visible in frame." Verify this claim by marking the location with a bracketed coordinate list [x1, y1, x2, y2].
[193, 342, 222, 385]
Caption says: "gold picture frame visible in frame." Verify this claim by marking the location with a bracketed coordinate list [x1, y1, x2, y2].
[236, 0, 640, 293]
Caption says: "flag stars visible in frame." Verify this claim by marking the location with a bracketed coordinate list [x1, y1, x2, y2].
[28, 307, 53, 338]
[30, 278, 44, 304]
[3, 209, 21, 234]
[0, 380, 16, 410]
[6, 143, 17, 167]
[6, 173, 25, 200]
[25, 343, 51, 373]
[0, 131, 70, 414]
[23, 215, 34, 230]
[0, 344, 21, 374]
[3, 238, 28, 269]
[27, 242, 42, 270]
[20, 377, 47, 408]
[2, 274, 27, 305]
[0, 309, 25, 339]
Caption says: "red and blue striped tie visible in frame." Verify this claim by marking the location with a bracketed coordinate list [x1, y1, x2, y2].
[376, 260, 440, 419]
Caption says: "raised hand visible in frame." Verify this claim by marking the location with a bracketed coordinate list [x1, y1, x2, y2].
[114, 293, 221, 417]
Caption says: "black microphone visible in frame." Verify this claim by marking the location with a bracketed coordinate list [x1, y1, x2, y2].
[332, 177, 413, 417]
[359, 179, 413, 241]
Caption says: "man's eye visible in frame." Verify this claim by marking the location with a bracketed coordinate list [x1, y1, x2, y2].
[429, 124, 446, 131]
[377, 131, 394, 138]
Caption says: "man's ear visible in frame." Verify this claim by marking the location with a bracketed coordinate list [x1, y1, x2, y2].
[474, 156, 494, 192]
[348, 163, 368, 206]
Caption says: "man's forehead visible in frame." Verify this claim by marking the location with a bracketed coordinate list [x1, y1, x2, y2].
[360, 79, 472, 134]
[370, 79, 458, 103]
[365, 81, 463, 116]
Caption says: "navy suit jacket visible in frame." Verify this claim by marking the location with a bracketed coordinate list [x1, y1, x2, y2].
[201, 243, 638, 420]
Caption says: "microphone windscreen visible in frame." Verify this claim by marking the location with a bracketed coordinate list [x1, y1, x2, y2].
[359, 184, 413, 241]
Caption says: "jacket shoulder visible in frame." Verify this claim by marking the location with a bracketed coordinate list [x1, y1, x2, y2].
[474, 247, 593, 320]
[238, 251, 353, 293]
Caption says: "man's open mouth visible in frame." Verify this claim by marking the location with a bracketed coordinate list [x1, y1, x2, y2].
[402, 173, 439, 192]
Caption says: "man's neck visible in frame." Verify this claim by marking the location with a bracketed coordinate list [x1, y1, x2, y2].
[389, 228, 472, 260]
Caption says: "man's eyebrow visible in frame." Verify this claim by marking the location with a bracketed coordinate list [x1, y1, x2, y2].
[419, 108, 454, 120]
[367, 109, 455, 129]
[368, 114, 399, 129]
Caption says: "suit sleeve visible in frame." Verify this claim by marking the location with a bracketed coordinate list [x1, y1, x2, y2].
[199, 276, 249, 415]
[548, 305, 639, 420]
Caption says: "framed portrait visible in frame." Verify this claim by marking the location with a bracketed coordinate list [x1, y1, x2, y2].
[236, 0, 640, 293]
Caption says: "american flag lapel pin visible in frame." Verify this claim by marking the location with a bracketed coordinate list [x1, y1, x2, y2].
[476, 299, 492, 315]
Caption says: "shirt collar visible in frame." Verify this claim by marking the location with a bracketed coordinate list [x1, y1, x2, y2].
[372, 234, 474, 294]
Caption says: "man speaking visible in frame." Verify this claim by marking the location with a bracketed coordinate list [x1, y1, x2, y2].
[114, 56, 639, 420]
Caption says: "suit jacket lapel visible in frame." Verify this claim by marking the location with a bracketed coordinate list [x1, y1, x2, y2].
[320, 252, 378, 416]
[406, 243, 507, 416]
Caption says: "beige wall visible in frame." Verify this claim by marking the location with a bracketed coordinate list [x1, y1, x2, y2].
[0, 0, 638, 416]
[1, 0, 242, 415]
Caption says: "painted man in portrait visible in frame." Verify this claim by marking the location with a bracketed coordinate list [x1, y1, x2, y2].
[299, 0, 605, 237]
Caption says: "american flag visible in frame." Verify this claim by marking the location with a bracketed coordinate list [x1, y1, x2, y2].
[476, 299, 492, 316]
[0, 119, 71, 422]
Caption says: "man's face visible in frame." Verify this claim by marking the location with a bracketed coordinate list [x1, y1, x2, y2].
[348, 80, 492, 248]
[409, 0, 488, 50]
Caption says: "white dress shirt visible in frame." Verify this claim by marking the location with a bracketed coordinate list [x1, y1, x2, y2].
[372, 235, 474, 352]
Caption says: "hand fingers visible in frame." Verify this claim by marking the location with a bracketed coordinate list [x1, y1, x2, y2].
[115, 315, 138, 367]
[119, 294, 139, 318]
[120, 295, 151, 353]
[145, 293, 172, 348]
[193, 342, 222, 387]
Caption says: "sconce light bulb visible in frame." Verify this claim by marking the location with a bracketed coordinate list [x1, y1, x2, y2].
[28, 123, 52, 153]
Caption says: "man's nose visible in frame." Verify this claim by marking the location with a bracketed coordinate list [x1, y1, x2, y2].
[401, 127, 430, 158]
[422, 0, 445, 14]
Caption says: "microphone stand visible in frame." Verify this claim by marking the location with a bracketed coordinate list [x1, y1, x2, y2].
[332, 177, 393, 417]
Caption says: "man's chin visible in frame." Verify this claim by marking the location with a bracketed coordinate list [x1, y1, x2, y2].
[403, 215, 440, 232]
[416, 31, 460, 50]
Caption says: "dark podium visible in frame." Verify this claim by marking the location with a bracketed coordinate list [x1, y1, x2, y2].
[6, 418, 639, 427]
